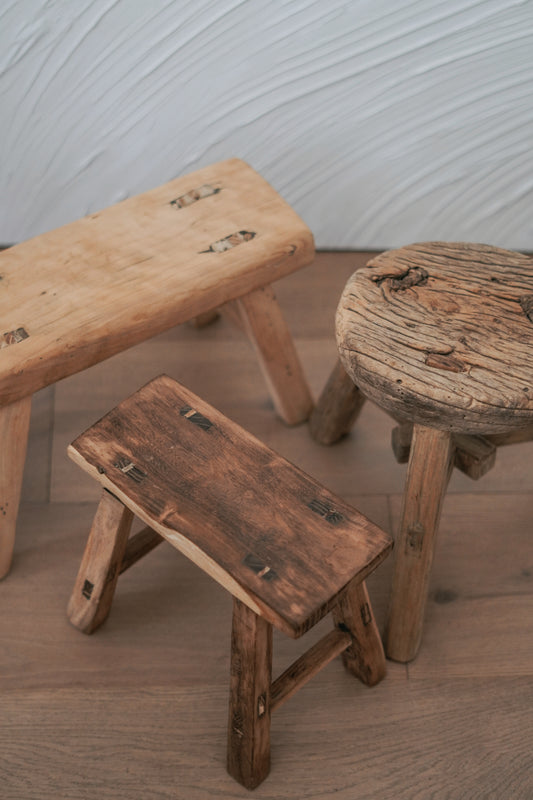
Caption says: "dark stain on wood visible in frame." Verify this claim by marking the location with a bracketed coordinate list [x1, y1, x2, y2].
[308, 498, 344, 525]
[200, 231, 256, 253]
[425, 352, 467, 373]
[180, 405, 213, 431]
[114, 457, 147, 484]
[372, 266, 428, 291]
[243, 553, 278, 582]
[82, 579, 94, 600]
[519, 295, 533, 322]
[2, 327, 29, 347]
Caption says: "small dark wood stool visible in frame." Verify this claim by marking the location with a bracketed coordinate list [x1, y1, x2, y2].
[310, 242, 533, 663]
[67, 375, 392, 789]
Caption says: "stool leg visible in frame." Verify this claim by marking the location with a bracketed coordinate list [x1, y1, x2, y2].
[230, 285, 314, 425]
[309, 359, 366, 444]
[385, 425, 454, 662]
[0, 396, 32, 579]
[333, 579, 386, 686]
[67, 490, 133, 634]
[227, 598, 272, 790]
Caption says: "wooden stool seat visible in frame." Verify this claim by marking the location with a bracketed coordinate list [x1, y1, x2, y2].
[67, 375, 392, 788]
[337, 242, 533, 434]
[311, 242, 533, 663]
[0, 158, 315, 578]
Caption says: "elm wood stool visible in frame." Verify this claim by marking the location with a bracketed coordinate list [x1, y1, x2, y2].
[0, 158, 315, 579]
[66, 374, 392, 790]
[310, 242, 533, 663]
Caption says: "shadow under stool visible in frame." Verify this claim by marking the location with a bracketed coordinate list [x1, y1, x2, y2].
[66, 374, 392, 789]
[0, 158, 315, 578]
[310, 241, 533, 663]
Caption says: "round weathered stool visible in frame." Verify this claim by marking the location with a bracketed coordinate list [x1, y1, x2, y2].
[310, 241, 533, 662]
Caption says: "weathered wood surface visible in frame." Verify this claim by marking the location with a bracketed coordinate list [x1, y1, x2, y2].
[386, 425, 455, 662]
[0, 396, 31, 579]
[332, 579, 387, 686]
[270, 628, 352, 712]
[67, 490, 134, 634]
[309, 358, 366, 444]
[229, 285, 314, 425]
[392, 423, 497, 481]
[227, 599, 272, 790]
[337, 242, 533, 434]
[68, 375, 392, 638]
[0, 158, 314, 408]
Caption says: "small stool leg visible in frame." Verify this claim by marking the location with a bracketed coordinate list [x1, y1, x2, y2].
[230, 285, 314, 425]
[333, 579, 386, 686]
[0, 395, 32, 579]
[67, 489, 134, 634]
[227, 598, 272, 790]
[309, 359, 366, 444]
[386, 425, 454, 662]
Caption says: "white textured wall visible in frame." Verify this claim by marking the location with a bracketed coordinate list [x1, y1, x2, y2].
[1, 0, 532, 249]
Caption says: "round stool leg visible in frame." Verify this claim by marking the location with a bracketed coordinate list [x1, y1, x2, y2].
[385, 424, 454, 662]
[309, 359, 366, 444]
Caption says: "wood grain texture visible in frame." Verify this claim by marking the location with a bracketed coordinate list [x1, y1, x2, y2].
[309, 358, 366, 444]
[0, 158, 314, 407]
[333, 579, 387, 686]
[68, 375, 392, 638]
[229, 285, 314, 424]
[2, 251, 532, 798]
[227, 598, 272, 789]
[67, 490, 134, 634]
[0, 395, 31, 578]
[386, 425, 454, 663]
[270, 628, 351, 713]
[337, 242, 533, 434]
[392, 423, 497, 480]
[1, 3, 532, 253]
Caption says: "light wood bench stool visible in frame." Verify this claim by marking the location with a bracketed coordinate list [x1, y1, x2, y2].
[0, 158, 315, 578]
[66, 374, 392, 789]
[310, 242, 533, 663]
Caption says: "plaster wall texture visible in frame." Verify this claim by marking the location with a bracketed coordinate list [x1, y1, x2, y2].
[1, 0, 532, 249]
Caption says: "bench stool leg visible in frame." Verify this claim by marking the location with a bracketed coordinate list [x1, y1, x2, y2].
[0, 396, 32, 579]
[227, 598, 273, 790]
[67, 490, 133, 634]
[230, 286, 314, 425]
[309, 359, 366, 444]
[385, 425, 454, 662]
[333, 579, 387, 686]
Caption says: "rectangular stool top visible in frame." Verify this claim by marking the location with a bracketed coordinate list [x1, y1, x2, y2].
[68, 375, 392, 638]
[0, 159, 314, 406]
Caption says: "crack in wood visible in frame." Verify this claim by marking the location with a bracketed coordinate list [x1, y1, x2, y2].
[200, 230, 256, 253]
[372, 266, 428, 291]
[170, 183, 221, 208]
[425, 352, 467, 373]
[519, 295, 533, 322]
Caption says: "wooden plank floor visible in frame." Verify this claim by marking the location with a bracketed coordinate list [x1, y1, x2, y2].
[3, 252, 533, 799]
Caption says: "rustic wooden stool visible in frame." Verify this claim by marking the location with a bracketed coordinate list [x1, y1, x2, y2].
[67, 374, 392, 789]
[0, 158, 315, 578]
[310, 242, 533, 663]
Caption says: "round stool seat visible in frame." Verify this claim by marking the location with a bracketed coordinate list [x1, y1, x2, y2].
[336, 241, 533, 434]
